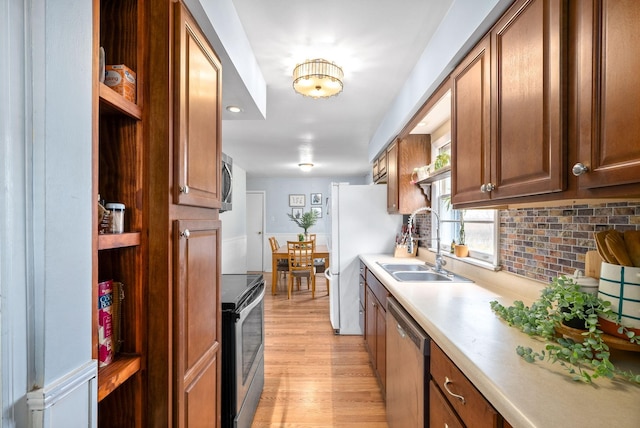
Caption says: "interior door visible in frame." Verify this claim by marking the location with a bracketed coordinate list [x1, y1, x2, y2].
[246, 191, 265, 272]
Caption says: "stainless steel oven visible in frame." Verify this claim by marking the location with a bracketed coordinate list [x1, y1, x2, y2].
[221, 274, 265, 428]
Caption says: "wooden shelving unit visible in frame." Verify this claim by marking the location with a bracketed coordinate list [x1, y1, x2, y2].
[93, 0, 147, 426]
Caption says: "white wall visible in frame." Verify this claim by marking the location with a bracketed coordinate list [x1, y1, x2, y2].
[368, 0, 514, 160]
[221, 164, 248, 274]
[2, 0, 96, 426]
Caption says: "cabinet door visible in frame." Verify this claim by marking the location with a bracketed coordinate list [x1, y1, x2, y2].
[388, 136, 430, 214]
[173, 219, 221, 427]
[386, 141, 399, 212]
[451, 35, 492, 205]
[375, 304, 386, 395]
[490, 0, 566, 200]
[174, 3, 222, 208]
[365, 286, 378, 365]
[574, 0, 640, 191]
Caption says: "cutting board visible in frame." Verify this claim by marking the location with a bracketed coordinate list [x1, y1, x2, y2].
[585, 250, 602, 279]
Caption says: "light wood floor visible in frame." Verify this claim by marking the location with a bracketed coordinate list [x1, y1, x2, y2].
[251, 272, 388, 427]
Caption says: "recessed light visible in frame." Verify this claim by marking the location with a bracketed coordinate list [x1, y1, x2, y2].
[226, 106, 242, 113]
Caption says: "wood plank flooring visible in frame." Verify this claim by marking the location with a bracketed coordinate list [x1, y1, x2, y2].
[251, 272, 388, 427]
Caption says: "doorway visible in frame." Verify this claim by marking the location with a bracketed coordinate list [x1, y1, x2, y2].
[246, 191, 265, 272]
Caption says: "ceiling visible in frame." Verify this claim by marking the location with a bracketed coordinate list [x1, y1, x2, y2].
[220, 0, 454, 178]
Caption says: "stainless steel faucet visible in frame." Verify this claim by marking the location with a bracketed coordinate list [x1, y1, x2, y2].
[406, 206, 447, 274]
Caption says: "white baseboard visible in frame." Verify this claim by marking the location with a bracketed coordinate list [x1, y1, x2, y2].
[27, 360, 97, 428]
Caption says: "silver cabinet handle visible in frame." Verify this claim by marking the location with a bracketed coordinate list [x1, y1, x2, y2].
[572, 163, 589, 176]
[179, 185, 190, 194]
[180, 229, 190, 239]
[480, 183, 495, 193]
[443, 377, 466, 404]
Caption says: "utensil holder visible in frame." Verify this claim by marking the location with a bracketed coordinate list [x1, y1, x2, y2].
[394, 245, 417, 258]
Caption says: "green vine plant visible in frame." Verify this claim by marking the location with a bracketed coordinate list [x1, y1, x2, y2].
[490, 276, 640, 384]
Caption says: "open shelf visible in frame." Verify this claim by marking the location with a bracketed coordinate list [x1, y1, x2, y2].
[97, 354, 142, 402]
[415, 165, 451, 200]
[98, 231, 141, 250]
[99, 82, 142, 120]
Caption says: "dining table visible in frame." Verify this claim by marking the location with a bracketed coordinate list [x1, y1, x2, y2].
[271, 244, 330, 295]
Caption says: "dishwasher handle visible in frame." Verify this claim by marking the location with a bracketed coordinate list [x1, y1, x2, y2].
[387, 297, 429, 355]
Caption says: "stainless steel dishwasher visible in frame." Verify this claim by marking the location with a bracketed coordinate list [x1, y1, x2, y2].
[386, 297, 430, 428]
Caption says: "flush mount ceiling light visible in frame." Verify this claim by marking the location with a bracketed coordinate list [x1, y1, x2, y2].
[293, 59, 343, 98]
[226, 105, 242, 113]
[298, 163, 314, 172]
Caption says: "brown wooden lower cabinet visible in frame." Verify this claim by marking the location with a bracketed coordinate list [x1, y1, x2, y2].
[173, 219, 221, 427]
[364, 270, 388, 397]
[431, 342, 504, 428]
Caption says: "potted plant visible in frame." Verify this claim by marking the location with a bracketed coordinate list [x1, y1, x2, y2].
[454, 210, 468, 257]
[490, 276, 640, 384]
[287, 210, 318, 239]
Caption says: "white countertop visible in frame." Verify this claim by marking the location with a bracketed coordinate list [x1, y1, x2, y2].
[360, 254, 640, 428]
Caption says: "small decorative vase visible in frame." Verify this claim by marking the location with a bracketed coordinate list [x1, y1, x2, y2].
[454, 244, 468, 257]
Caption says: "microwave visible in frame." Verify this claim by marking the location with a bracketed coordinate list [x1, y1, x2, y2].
[221, 153, 232, 212]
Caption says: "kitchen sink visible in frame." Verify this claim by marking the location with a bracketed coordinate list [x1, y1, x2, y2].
[392, 271, 452, 282]
[377, 261, 473, 283]
[378, 263, 430, 272]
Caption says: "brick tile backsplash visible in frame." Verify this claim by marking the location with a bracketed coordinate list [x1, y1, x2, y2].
[500, 202, 640, 283]
[411, 201, 640, 284]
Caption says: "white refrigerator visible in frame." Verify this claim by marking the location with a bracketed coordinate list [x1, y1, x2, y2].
[325, 183, 403, 335]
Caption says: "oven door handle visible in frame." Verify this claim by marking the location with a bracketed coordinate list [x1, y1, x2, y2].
[236, 283, 265, 323]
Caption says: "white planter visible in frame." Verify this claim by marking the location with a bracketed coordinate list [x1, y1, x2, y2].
[598, 262, 640, 329]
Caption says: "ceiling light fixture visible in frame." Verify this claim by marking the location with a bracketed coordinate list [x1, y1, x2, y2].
[293, 59, 343, 98]
[226, 105, 242, 113]
[298, 163, 314, 172]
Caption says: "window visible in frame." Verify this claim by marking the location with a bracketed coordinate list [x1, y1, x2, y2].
[431, 137, 499, 267]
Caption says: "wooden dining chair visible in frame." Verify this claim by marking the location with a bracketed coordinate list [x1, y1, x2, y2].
[286, 241, 316, 299]
[269, 237, 288, 289]
[308, 234, 326, 276]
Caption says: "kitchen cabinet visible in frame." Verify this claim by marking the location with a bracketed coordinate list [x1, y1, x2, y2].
[359, 262, 366, 334]
[452, 0, 566, 206]
[387, 134, 430, 214]
[93, 0, 146, 425]
[373, 150, 387, 184]
[572, 0, 640, 197]
[173, 219, 222, 427]
[173, 0, 222, 209]
[364, 270, 388, 396]
[430, 342, 505, 428]
[146, 1, 223, 426]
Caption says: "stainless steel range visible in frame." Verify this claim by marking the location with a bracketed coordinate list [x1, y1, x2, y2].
[221, 274, 265, 428]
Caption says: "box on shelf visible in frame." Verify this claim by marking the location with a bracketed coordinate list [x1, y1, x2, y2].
[98, 279, 114, 366]
[104, 64, 136, 103]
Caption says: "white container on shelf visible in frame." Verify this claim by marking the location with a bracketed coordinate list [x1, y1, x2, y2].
[598, 262, 640, 329]
[106, 203, 125, 234]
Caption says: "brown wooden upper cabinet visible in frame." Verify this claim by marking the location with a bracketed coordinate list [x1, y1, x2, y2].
[387, 135, 430, 214]
[174, 4, 222, 209]
[452, 0, 566, 206]
[573, 0, 640, 195]
[373, 150, 388, 184]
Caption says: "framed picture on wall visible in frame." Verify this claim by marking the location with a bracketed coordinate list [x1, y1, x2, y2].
[291, 207, 303, 219]
[289, 194, 305, 207]
[310, 193, 322, 205]
[311, 206, 322, 218]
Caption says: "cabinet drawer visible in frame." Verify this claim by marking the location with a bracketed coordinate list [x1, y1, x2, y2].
[365, 270, 388, 309]
[431, 343, 500, 428]
[430, 381, 464, 428]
